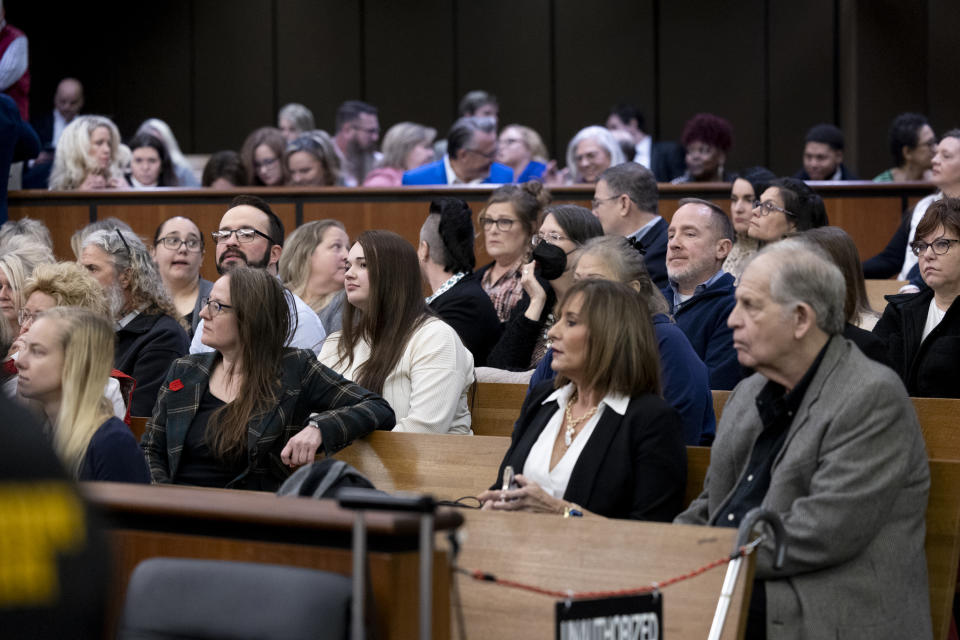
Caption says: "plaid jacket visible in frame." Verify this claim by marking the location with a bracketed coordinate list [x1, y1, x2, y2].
[141, 349, 395, 491]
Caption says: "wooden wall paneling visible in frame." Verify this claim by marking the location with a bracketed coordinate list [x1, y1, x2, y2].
[276, 0, 362, 135]
[192, 0, 275, 152]
[111, 4, 194, 146]
[838, 0, 929, 179]
[927, 0, 960, 133]
[553, 0, 656, 168]
[657, 0, 766, 174]
[454, 0, 553, 153]
[767, 1, 836, 175]
[363, 1, 456, 137]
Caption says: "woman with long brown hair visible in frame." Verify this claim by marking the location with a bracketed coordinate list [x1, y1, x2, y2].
[142, 267, 394, 490]
[319, 230, 475, 434]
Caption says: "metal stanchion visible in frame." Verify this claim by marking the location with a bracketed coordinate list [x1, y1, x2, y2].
[339, 488, 439, 640]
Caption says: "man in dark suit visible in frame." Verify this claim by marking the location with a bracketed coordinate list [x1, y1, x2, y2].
[418, 197, 501, 366]
[0, 93, 38, 223]
[592, 162, 669, 288]
[30, 77, 83, 151]
[403, 116, 513, 185]
[606, 103, 685, 182]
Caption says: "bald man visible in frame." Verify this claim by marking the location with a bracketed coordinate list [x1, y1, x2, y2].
[32, 77, 84, 151]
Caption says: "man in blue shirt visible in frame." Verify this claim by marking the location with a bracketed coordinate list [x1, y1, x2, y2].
[662, 198, 741, 390]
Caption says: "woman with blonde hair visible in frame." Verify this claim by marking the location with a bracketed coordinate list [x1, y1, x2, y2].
[363, 122, 436, 186]
[17, 307, 149, 482]
[49, 115, 127, 190]
[497, 124, 548, 182]
[0, 240, 55, 336]
[279, 219, 349, 332]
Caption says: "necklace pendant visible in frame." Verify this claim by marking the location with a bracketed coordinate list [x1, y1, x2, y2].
[564, 425, 573, 447]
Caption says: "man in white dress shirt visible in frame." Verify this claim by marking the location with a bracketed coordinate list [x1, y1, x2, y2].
[189, 195, 325, 354]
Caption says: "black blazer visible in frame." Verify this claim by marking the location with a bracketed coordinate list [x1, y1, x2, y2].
[491, 381, 687, 521]
[650, 141, 686, 183]
[635, 217, 669, 290]
[873, 289, 960, 398]
[115, 312, 190, 417]
[429, 275, 502, 367]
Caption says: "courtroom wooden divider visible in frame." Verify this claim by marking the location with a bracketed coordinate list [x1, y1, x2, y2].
[83, 481, 463, 640]
[866, 279, 908, 314]
[8, 182, 932, 282]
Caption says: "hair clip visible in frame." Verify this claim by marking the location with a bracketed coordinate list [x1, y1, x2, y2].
[626, 236, 647, 256]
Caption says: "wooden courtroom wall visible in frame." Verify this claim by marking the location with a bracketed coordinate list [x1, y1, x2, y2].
[12, 0, 960, 177]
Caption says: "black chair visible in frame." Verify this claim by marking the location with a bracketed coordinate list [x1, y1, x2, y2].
[116, 557, 351, 640]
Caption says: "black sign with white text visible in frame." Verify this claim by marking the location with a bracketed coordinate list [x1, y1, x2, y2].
[555, 593, 662, 640]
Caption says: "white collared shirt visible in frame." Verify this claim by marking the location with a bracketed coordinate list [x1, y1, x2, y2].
[442, 154, 484, 185]
[634, 136, 652, 169]
[522, 383, 629, 499]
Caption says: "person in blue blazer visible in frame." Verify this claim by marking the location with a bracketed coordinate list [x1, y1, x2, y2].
[402, 116, 513, 185]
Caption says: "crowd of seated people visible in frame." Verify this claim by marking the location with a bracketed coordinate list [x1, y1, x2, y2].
[4, 80, 957, 638]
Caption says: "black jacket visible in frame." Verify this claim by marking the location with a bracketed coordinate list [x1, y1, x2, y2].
[115, 312, 190, 417]
[873, 289, 960, 398]
[635, 217, 669, 290]
[650, 141, 686, 183]
[491, 381, 687, 521]
[429, 275, 502, 367]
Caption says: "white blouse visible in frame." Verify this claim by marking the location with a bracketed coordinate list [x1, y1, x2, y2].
[319, 317, 474, 434]
[522, 383, 629, 499]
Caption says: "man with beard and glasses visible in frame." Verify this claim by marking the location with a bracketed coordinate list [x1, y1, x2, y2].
[189, 194, 325, 355]
[79, 229, 189, 417]
[332, 100, 381, 186]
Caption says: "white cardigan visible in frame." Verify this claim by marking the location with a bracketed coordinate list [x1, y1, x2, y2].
[319, 317, 474, 434]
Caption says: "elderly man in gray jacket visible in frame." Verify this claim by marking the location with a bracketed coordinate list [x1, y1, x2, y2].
[676, 241, 931, 639]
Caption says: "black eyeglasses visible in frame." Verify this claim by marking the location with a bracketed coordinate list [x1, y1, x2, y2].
[200, 297, 233, 315]
[753, 200, 796, 219]
[478, 216, 517, 231]
[211, 228, 274, 244]
[910, 237, 960, 257]
[157, 235, 203, 252]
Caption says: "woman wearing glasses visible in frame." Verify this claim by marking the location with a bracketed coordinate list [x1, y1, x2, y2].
[723, 166, 776, 283]
[284, 132, 341, 187]
[486, 204, 603, 371]
[143, 267, 394, 489]
[239, 127, 287, 186]
[152, 216, 211, 337]
[747, 176, 828, 245]
[874, 198, 960, 398]
[475, 182, 551, 322]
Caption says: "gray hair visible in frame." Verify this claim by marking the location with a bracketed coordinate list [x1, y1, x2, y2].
[576, 235, 669, 317]
[81, 229, 176, 319]
[0, 241, 56, 313]
[278, 103, 315, 133]
[381, 122, 437, 170]
[0, 218, 53, 252]
[447, 116, 497, 159]
[677, 197, 735, 242]
[70, 217, 135, 259]
[599, 162, 658, 215]
[757, 240, 845, 336]
[565, 126, 626, 183]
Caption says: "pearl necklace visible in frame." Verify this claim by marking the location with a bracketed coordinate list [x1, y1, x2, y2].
[563, 391, 599, 447]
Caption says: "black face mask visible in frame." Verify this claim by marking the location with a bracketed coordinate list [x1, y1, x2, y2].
[531, 241, 567, 281]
